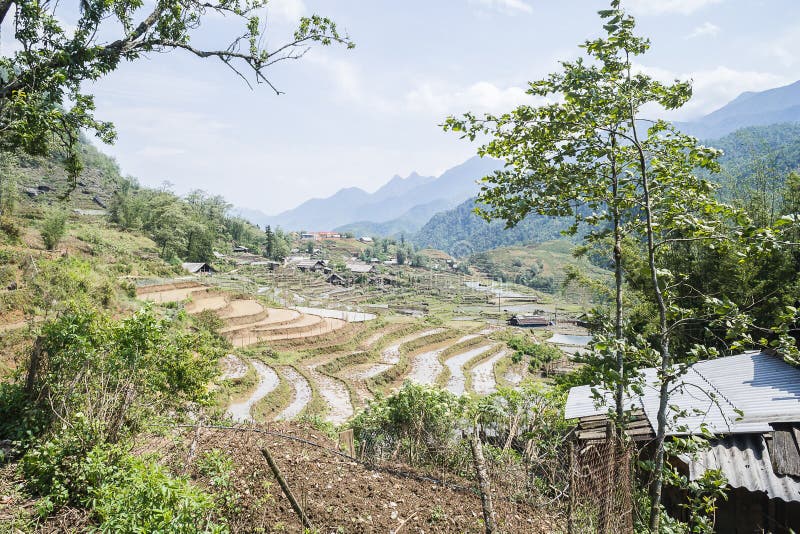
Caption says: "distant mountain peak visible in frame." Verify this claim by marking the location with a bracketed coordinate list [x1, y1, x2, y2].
[677, 79, 800, 139]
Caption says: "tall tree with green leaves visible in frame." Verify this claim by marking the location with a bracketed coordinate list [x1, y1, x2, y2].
[0, 1, 353, 190]
[445, 1, 746, 529]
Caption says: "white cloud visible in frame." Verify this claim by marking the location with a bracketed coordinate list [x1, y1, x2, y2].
[469, 0, 533, 15]
[268, 0, 306, 21]
[635, 64, 790, 119]
[625, 0, 723, 15]
[765, 25, 800, 68]
[405, 80, 542, 116]
[686, 21, 720, 39]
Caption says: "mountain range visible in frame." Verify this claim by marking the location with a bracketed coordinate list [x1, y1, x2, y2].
[240, 156, 502, 233]
[675, 79, 800, 139]
[239, 79, 800, 254]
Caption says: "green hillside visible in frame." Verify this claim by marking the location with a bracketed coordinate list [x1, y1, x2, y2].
[412, 196, 571, 257]
[468, 240, 608, 292]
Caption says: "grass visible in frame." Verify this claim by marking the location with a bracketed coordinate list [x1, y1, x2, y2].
[213, 362, 258, 411]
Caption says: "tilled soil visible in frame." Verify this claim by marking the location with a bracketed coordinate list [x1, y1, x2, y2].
[167, 423, 557, 533]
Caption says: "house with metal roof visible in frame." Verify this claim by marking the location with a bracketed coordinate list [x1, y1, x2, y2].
[564, 351, 800, 532]
[181, 262, 216, 275]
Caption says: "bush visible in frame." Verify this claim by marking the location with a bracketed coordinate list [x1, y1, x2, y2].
[40, 208, 67, 250]
[350, 383, 470, 468]
[0, 216, 21, 242]
[19, 303, 222, 442]
[22, 420, 225, 532]
[506, 335, 563, 372]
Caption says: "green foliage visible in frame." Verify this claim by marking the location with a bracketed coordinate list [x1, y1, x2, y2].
[8, 303, 222, 444]
[197, 449, 241, 516]
[109, 180, 268, 262]
[413, 196, 570, 256]
[40, 207, 67, 250]
[22, 419, 225, 532]
[350, 383, 470, 467]
[0, 1, 353, 191]
[506, 335, 563, 372]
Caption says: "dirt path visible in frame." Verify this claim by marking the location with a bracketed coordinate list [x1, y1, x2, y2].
[276, 367, 312, 421]
[471, 349, 509, 395]
[444, 344, 494, 395]
[226, 360, 279, 422]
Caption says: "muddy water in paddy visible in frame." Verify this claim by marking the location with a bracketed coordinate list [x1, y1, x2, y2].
[407, 334, 477, 387]
[471, 349, 509, 395]
[445, 344, 494, 395]
[276, 367, 312, 420]
[306, 360, 353, 424]
[226, 360, 279, 422]
[350, 328, 445, 380]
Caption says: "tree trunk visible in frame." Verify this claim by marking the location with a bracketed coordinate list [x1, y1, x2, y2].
[25, 337, 43, 396]
[470, 426, 497, 534]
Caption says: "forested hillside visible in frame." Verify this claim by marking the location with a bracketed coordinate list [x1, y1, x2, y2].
[413, 122, 800, 255]
[412, 196, 571, 256]
[1, 139, 290, 264]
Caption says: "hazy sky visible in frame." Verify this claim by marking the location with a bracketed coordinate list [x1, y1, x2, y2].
[8, 0, 800, 214]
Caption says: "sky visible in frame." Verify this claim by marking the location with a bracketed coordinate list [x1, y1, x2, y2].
[6, 0, 800, 215]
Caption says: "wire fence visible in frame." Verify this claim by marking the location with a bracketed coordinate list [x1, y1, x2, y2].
[135, 422, 571, 533]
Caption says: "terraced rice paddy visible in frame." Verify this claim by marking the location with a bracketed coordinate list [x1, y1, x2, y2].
[227, 360, 279, 422]
[136, 277, 576, 426]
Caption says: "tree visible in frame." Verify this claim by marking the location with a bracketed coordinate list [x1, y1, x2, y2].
[40, 207, 67, 250]
[0, 1, 354, 190]
[264, 225, 274, 259]
[445, 2, 748, 529]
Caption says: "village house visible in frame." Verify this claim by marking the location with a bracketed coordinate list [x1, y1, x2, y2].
[181, 262, 216, 275]
[296, 259, 326, 273]
[326, 273, 346, 286]
[564, 351, 800, 532]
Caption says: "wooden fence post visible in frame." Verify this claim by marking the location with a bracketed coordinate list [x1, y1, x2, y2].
[260, 446, 313, 530]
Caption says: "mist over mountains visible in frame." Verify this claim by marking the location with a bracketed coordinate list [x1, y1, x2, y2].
[238, 79, 800, 255]
[240, 156, 501, 233]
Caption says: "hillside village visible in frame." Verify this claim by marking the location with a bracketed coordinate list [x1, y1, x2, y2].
[2, 1, 800, 533]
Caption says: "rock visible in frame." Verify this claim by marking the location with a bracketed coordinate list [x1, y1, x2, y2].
[36, 184, 52, 192]
[23, 187, 39, 198]
[92, 195, 107, 208]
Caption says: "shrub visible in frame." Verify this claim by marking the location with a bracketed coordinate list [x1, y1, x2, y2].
[350, 383, 470, 468]
[0, 216, 21, 242]
[40, 209, 67, 250]
[506, 335, 563, 372]
[22, 420, 225, 532]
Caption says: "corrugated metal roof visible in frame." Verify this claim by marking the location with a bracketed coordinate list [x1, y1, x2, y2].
[564, 351, 800, 436]
[548, 333, 592, 347]
[181, 262, 208, 273]
[682, 434, 800, 503]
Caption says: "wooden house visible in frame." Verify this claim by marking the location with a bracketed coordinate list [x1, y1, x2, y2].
[181, 262, 216, 275]
[565, 351, 800, 532]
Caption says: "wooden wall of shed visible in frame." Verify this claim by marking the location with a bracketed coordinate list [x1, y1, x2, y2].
[664, 485, 800, 533]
